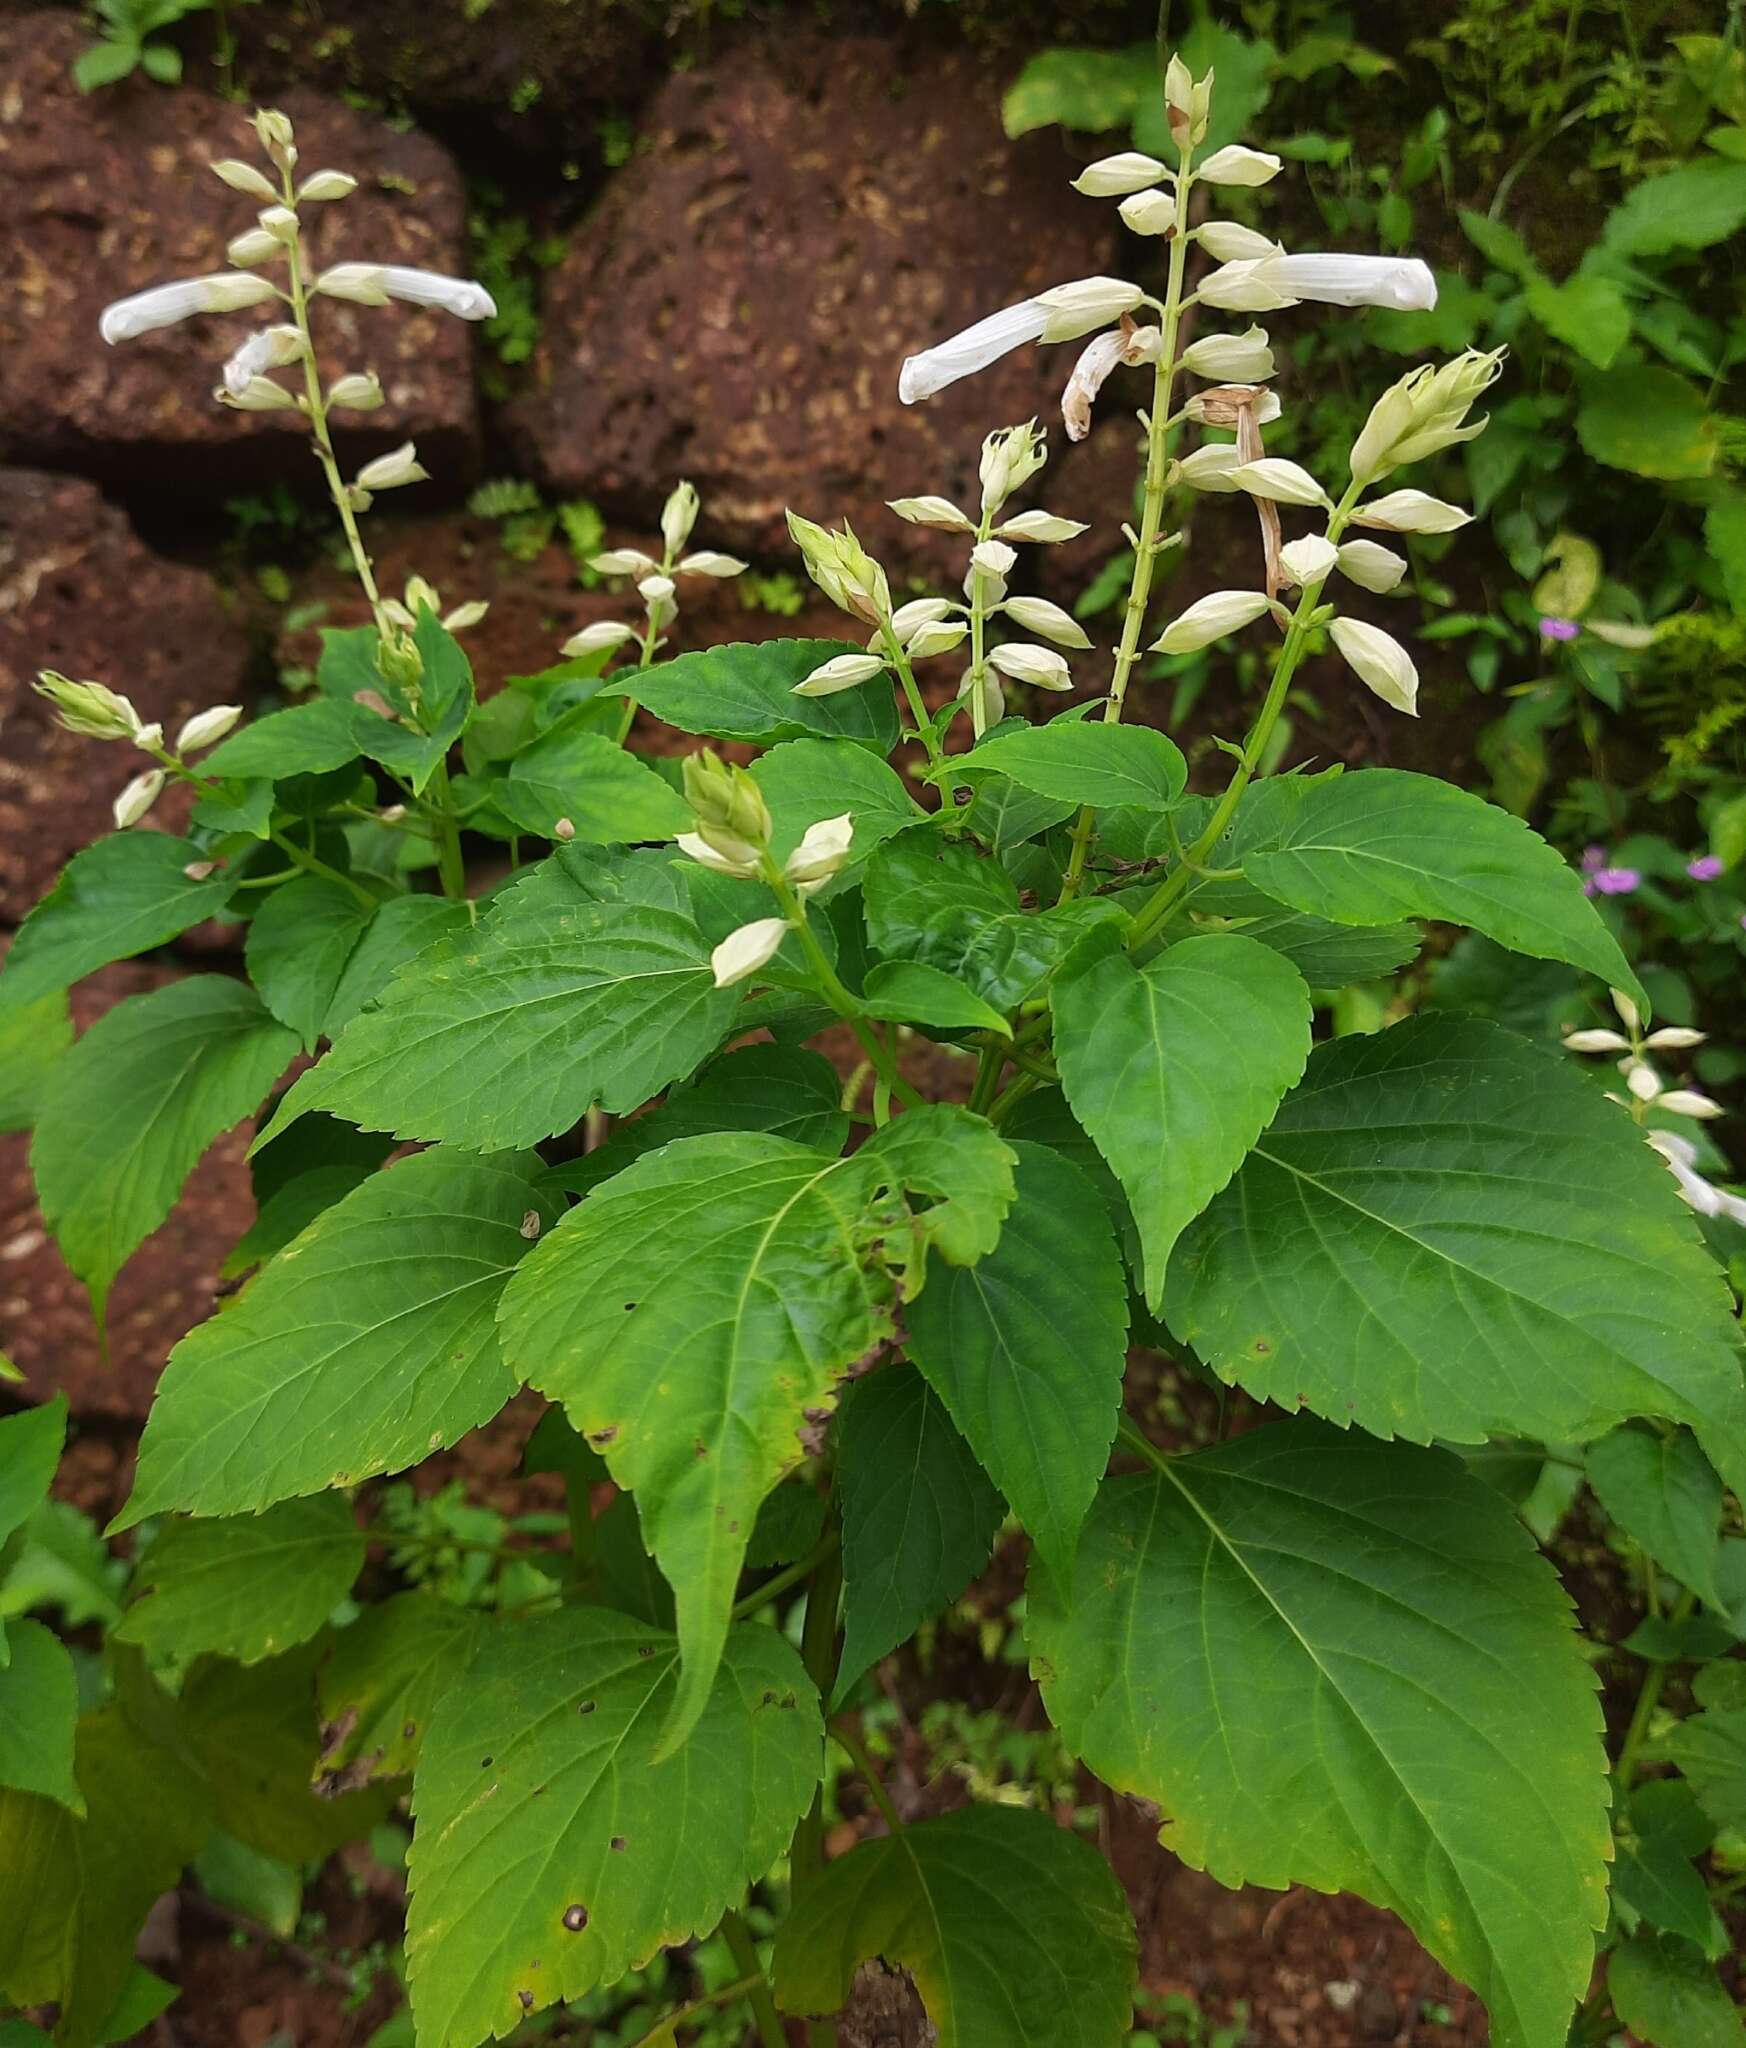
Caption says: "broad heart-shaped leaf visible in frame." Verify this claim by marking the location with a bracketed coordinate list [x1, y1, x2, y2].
[605, 639, 901, 752]
[835, 1366, 1004, 1703]
[407, 1607, 822, 2046]
[201, 696, 365, 781]
[1609, 1934, 1746, 2048]
[499, 716, 691, 842]
[1238, 768, 1647, 1013]
[1586, 1426, 1725, 1611]
[31, 977, 297, 1327]
[1053, 927, 1312, 1310]
[959, 719, 1186, 812]
[1664, 1709, 1746, 1833]
[263, 889, 737, 1151]
[1166, 1017, 1746, 1488]
[907, 1143, 1127, 1575]
[243, 878, 376, 1049]
[773, 1802, 1137, 2047]
[0, 1620, 81, 1811]
[117, 1148, 557, 1530]
[1027, 1424, 1611, 2048]
[0, 835, 234, 1015]
[114, 1495, 362, 1665]
[497, 1109, 1015, 1751]
[751, 737, 924, 863]
[314, 1592, 482, 1792]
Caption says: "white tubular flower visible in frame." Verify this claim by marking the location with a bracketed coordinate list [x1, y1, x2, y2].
[1062, 323, 1160, 443]
[988, 642, 1072, 690]
[443, 600, 488, 632]
[227, 227, 282, 268]
[677, 831, 762, 881]
[1198, 221, 1282, 262]
[785, 813, 855, 888]
[211, 158, 278, 200]
[1330, 616, 1418, 716]
[1072, 151, 1167, 196]
[1035, 277, 1147, 342]
[314, 263, 497, 320]
[297, 170, 358, 203]
[712, 917, 789, 988]
[888, 495, 975, 531]
[100, 272, 277, 343]
[1002, 594, 1092, 648]
[355, 443, 429, 492]
[327, 372, 384, 410]
[175, 704, 243, 753]
[906, 619, 969, 659]
[997, 509, 1089, 544]
[1250, 253, 1438, 311]
[1645, 1130, 1746, 1224]
[591, 548, 659, 578]
[679, 551, 748, 578]
[899, 299, 1049, 403]
[661, 480, 700, 554]
[1177, 444, 1244, 493]
[1197, 145, 1283, 186]
[1119, 191, 1177, 236]
[1644, 1026, 1707, 1050]
[1152, 590, 1272, 654]
[794, 651, 888, 697]
[1197, 262, 1301, 313]
[562, 620, 638, 656]
[1229, 458, 1330, 508]
[1182, 327, 1275, 381]
[112, 768, 165, 830]
[1659, 1089, 1724, 1119]
[1184, 384, 1280, 427]
[637, 573, 677, 606]
[1278, 535, 1339, 587]
[1562, 1027, 1631, 1054]
[1336, 540, 1408, 593]
[890, 598, 954, 638]
[220, 323, 306, 397]
[1353, 490, 1472, 534]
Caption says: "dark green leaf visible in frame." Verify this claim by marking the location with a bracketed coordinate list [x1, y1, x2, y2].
[745, 1481, 827, 1571]
[860, 960, 1011, 1035]
[1586, 1427, 1725, 1610]
[0, 1621, 82, 1811]
[606, 639, 900, 751]
[1665, 1709, 1746, 1832]
[1609, 1934, 1745, 2048]
[1577, 365, 1718, 481]
[201, 697, 364, 781]
[751, 737, 924, 863]
[1002, 44, 1151, 137]
[499, 718, 691, 843]
[315, 1592, 482, 1789]
[244, 878, 376, 1049]
[0, 993, 73, 1134]
[960, 721, 1186, 812]
[1604, 159, 1746, 255]
[322, 894, 471, 1037]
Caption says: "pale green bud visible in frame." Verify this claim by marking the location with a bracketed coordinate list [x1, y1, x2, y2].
[785, 511, 889, 625]
[211, 158, 277, 200]
[1227, 457, 1331, 509]
[1072, 152, 1167, 198]
[711, 917, 788, 989]
[988, 642, 1072, 690]
[996, 509, 1089, 545]
[1151, 590, 1272, 654]
[1329, 616, 1418, 716]
[979, 419, 1048, 514]
[1119, 190, 1177, 237]
[683, 748, 772, 853]
[661, 479, 700, 555]
[175, 704, 243, 753]
[794, 652, 888, 697]
[1197, 146, 1282, 188]
[562, 620, 638, 657]
[253, 108, 297, 171]
[888, 495, 975, 532]
[1001, 594, 1091, 648]
[1035, 277, 1146, 343]
[327, 372, 384, 411]
[355, 443, 429, 492]
[784, 813, 854, 889]
[1349, 348, 1506, 485]
[112, 768, 165, 829]
[34, 671, 144, 741]
[296, 170, 357, 203]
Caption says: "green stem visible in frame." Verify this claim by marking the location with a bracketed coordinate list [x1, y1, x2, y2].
[1614, 1589, 1697, 1791]
[830, 1720, 904, 1834]
[731, 1534, 838, 1622]
[1116, 1415, 1168, 1469]
[882, 620, 958, 809]
[267, 826, 378, 909]
[625, 1972, 768, 2048]
[720, 1912, 787, 2048]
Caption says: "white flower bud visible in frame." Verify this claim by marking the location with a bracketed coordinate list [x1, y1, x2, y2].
[988, 642, 1072, 689]
[223, 375, 300, 411]
[442, 600, 489, 632]
[253, 109, 296, 168]
[134, 722, 164, 751]
[327, 372, 384, 411]
[1625, 1060, 1662, 1102]
[785, 813, 855, 887]
[591, 549, 659, 578]
[1197, 262, 1302, 313]
[1562, 1029, 1631, 1054]
[1071, 151, 1167, 197]
[314, 263, 496, 320]
[661, 480, 700, 554]
[1152, 590, 1272, 654]
[1643, 1027, 1707, 1050]
[996, 509, 1090, 544]
[1229, 458, 1331, 508]
[793, 652, 888, 697]
[1001, 594, 1092, 648]
[227, 227, 282, 268]
[33, 672, 145, 741]
[889, 496, 976, 531]
[112, 768, 165, 830]
[355, 443, 429, 492]
[1277, 535, 1339, 588]
[900, 300, 1049, 404]
[100, 272, 277, 342]
[1335, 540, 1408, 593]
[257, 205, 299, 242]
[296, 170, 358, 203]
[1658, 1090, 1723, 1119]
[1035, 277, 1147, 343]
[677, 831, 762, 881]
[1330, 616, 1418, 716]
[1197, 221, 1282, 262]
[211, 158, 278, 200]
[1197, 146, 1283, 187]
[906, 620, 969, 659]
[971, 540, 1017, 580]
[1119, 190, 1177, 237]
[1352, 490, 1472, 535]
[175, 704, 243, 753]
[220, 323, 306, 398]
[553, 817, 577, 842]
[1181, 327, 1275, 381]
[1176, 444, 1244, 493]
[711, 917, 789, 988]
[678, 551, 748, 578]
[890, 599, 954, 638]
[637, 574, 677, 606]
[563, 620, 639, 656]
[979, 420, 1049, 515]
[1612, 989, 1641, 1032]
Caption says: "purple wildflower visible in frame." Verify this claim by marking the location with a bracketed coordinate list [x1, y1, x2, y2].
[1688, 855, 1724, 882]
[1589, 867, 1640, 897]
[1539, 616, 1580, 643]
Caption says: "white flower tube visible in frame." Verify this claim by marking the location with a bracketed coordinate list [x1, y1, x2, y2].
[1352, 490, 1472, 534]
[1249, 254, 1438, 311]
[1278, 535, 1339, 587]
[1181, 327, 1275, 381]
[1330, 616, 1418, 715]
[1001, 595, 1092, 648]
[112, 768, 165, 829]
[562, 621, 638, 656]
[711, 917, 789, 988]
[1071, 152, 1167, 196]
[793, 652, 888, 697]
[100, 272, 277, 343]
[1229, 458, 1330, 508]
[1336, 540, 1408, 593]
[314, 263, 497, 320]
[988, 642, 1072, 689]
[1151, 590, 1272, 654]
[899, 300, 1049, 404]
[1197, 146, 1283, 186]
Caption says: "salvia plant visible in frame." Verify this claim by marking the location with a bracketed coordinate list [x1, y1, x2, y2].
[3, 57, 1745, 2048]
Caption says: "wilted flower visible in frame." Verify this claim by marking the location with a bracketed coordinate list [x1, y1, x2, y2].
[314, 264, 496, 319]
[1330, 616, 1418, 715]
[219, 323, 307, 397]
[1183, 385, 1280, 427]
[711, 917, 789, 988]
[1062, 322, 1161, 442]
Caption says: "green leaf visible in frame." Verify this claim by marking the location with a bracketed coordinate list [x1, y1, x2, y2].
[0, 1398, 67, 1562]
[201, 697, 364, 781]
[963, 772, 1076, 852]
[499, 717, 691, 843]
[745, 1480, 827, 1571]
[960, 721, 1186, 812]
[497, 1110, 1015, 1750]
[314, 1592, 482, 1790]
[266, 893, 737, 1151]
[1524, 273, 1633, 369]
[0, 1621, 82, 1812]
[0, 993, 73, 1134]
[118, 1148, 556, 1528]
[0, 1501, 123, 1635]
[751, 737, 924, 863]
[1665, 1709, 1746, 1832]
[1609, 1935, 1746, 2048]
[323, 894, 472, 1038]
[907, 1143, 1127, 1575]
[243, 878, 376, 1049]
[1605, 159, 1746, 254]
[0, 836, 234, 1015]
[774, 1802, 1137, 2047]
[1053, 928, 1312, 1309]
[605, 639, 900, 752]
[860, 960, 1011, 1036]
[190, 774, 275, 841]
[835, 1366, 1004, 1702]
[406, 1608, 823, 2045]
[1239, 769, 1646, 1010]
[351, 613, 475, 796]
[1002, 43, 1151, 137]
[115, 1496, 363, 1665]
[1027, 1425, 1610, 2048]
[192, 1832, 302, 1939]
[1167, 1016, 1746, 1487]
[31, 978, 297, 1327]
[1191, 880, 1420, 987]
[92, 1964, 178, 2045]
[1577, 365, 1718, 480]
[1614, 1782, 1720, 1951]
[1459, 207, 1541, 280]
[1586, 1427, 1725, 1610]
